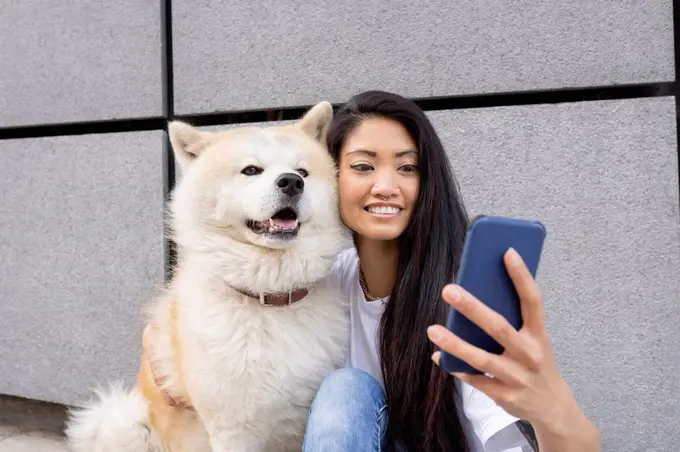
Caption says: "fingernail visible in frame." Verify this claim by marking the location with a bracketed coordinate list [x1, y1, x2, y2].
[507, 248, 521, 265]
[427, 325, 442, 340]
[445, 285, 461, 303]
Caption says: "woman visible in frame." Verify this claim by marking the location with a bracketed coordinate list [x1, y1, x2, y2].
[300, 90, 600, 452]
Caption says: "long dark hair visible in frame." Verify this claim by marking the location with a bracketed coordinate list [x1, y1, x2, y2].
[326, 91, 471, 452]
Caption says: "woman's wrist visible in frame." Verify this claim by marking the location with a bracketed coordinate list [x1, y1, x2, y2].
[533, 394, 581, 437]
[531, 387, 600, 451]
[532, 381, 579, 436]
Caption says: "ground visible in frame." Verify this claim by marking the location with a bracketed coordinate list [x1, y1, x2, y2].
[0, 394, 70, 451]
[0, 424, 68, 451]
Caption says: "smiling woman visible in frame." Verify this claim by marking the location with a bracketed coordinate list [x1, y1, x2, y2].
[337, 117, 420, 244]
[301, 90, 600, 452]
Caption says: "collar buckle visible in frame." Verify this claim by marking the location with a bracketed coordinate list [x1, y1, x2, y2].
[258, 290, 294, 306]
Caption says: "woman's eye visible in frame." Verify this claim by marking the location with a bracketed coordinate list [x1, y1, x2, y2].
[399, 164, 418, 173]
[350, 163, 373, 172]
[241, 165, 263, 176]
[296, 168, 309, 178]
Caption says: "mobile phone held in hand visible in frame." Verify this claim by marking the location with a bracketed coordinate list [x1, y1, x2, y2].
[439, 215, 547, 374]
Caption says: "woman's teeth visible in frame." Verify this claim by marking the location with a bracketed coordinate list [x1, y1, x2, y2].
[367, 206, 401, 215]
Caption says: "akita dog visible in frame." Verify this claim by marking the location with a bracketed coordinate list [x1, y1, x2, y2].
[65, 101, 351, 452]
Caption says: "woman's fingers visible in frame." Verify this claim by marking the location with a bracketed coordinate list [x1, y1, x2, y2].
[428, 325, 529, 386]
[441, 285, 541, 371]
[143, 323, 165, 390]
[431, 351, 520, 414]
[142, 323, 156, 352]
[504, 248, 546, 334]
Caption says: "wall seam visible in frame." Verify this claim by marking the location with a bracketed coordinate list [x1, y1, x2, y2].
[1, 82, 674, 139]
[161, 0, 176, 281]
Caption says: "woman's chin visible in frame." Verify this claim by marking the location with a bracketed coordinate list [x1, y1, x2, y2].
[354, 225, 406, 242]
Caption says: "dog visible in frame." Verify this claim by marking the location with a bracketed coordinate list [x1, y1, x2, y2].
[65, 101, 351, 452]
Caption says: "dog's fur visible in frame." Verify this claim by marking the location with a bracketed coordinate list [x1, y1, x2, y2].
[65, 102, 351, 452]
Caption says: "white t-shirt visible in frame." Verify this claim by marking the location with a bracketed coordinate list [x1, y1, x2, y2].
[332, 248, 528, 452]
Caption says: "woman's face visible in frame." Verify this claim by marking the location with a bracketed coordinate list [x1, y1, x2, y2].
[337, 117, 420, 242]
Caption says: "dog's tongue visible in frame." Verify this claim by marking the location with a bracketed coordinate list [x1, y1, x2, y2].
[270, 218, 296, 229]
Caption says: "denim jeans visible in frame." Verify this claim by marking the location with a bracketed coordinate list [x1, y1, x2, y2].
[302, 368, 389, 452]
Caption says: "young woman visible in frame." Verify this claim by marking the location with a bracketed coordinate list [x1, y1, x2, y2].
[300, 90, 600, 452]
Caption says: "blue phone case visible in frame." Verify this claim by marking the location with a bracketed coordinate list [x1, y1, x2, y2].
[439, 215, 546, 374]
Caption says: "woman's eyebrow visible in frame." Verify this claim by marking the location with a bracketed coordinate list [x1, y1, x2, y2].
[395, 149, 418, 158]
[346, 148, 417, 158]
[346, 149, 377, 157]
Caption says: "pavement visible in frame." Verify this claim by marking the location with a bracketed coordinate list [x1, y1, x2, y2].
[0, 394, 71, 452]
[0, 424, 69, 452]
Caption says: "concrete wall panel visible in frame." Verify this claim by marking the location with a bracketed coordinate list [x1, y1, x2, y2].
[0, 131, 166, 405]
[172, 0, 673, 114]
[0, 1, 163, 127]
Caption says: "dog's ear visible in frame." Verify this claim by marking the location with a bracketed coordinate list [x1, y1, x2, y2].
[168, 121, 211, 170]
[298, 101, 333, 144]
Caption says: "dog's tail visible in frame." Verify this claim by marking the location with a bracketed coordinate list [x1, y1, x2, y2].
[65, 384, 164, 452]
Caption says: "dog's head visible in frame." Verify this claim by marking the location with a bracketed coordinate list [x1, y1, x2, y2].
[167, 101, 349, 291]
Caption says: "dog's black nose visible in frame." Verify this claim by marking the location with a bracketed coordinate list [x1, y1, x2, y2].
[276, 173, 305, 197]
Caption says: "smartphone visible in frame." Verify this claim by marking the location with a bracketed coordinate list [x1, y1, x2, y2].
[439, 215, 547, 374]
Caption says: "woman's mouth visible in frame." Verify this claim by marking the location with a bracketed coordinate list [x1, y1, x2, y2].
[365, 206, 402, 216]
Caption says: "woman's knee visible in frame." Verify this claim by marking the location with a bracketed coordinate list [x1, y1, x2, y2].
[304, 368, 387, 450]
[314, 367, 385, 408]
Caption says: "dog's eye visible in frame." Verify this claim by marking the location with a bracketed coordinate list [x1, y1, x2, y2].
[296, 168, 309, 178]
[241, 166, 263, 176]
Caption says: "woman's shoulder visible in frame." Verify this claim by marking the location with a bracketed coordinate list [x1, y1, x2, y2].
[330, 247, 359, 294]
[458, 380, 529, 452]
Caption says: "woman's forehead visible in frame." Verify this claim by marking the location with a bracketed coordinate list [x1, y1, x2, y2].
[342, 118, 417, 155]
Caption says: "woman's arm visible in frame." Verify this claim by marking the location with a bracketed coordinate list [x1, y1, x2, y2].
[531, 394, 600, 452]
[427, 249, 600, 452]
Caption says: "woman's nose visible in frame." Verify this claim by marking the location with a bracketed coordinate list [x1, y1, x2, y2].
[370, 170, 399, 198]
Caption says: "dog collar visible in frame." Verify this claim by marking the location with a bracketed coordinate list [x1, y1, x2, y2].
[233, 287, 309, 306]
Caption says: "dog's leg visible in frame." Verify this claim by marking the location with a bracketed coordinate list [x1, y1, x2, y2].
[208, 432, 266, 452]
[179, 396, 262, 452]
[203, 418, 302, 452]
[195, 416, 268, 452]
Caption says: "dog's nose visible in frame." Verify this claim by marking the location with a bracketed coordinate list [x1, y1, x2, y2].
[276, 173, 305, 197]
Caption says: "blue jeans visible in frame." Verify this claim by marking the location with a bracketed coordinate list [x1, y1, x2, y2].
[302, 368, 389, 451]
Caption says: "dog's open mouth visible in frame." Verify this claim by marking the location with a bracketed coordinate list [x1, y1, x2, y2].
[246, 207, 300, 238]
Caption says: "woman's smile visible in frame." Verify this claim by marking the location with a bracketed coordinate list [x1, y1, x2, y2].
[364, 203, 403, 217]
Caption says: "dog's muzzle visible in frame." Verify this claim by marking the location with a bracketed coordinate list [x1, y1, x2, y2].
[276, 172, 304, 198]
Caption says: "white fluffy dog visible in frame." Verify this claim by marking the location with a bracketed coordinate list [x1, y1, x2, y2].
[65, 101, 351, 452]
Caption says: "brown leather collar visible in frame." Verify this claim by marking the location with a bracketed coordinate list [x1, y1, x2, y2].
[232, 286, 309, 306]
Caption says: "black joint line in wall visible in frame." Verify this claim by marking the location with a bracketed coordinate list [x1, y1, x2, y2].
[0, 118, 166, 140]
[0, 84, 675, 139]
[161, 0, 174, 119]
[673, 0, 680, 207]
[172, 105, 325, 128]
[413, 82, 675, 112]
[169, 83, 675, 128]
[161, 0, 177, 281]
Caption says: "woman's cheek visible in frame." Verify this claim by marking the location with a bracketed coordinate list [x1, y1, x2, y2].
[338, 198, 358, 231]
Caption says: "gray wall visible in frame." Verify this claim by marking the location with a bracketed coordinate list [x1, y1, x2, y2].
[1, 1, 677, 451]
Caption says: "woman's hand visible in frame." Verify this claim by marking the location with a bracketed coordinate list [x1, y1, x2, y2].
[426, 248, 600, 452]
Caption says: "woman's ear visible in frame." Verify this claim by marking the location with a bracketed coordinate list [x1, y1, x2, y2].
[168, 121, 212, 171]
[298, 101, 333, 144]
